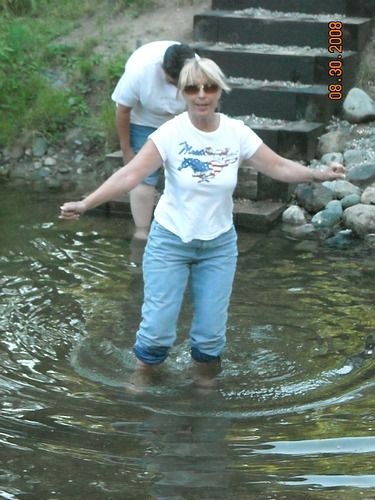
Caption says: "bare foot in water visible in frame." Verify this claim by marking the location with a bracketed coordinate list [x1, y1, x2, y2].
[191, 359, 221, 390]
[126, 360, 159, 394]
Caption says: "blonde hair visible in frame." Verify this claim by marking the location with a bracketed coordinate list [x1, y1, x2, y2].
[178, 57, 231, 93]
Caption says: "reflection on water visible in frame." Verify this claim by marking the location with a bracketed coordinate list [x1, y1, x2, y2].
[1, 186, 375, 499]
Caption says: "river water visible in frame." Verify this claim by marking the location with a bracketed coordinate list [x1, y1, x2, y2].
[1, 185, 374, 500]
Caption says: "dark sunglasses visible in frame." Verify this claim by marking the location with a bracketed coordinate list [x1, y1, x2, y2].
[183, 83, 220, 95]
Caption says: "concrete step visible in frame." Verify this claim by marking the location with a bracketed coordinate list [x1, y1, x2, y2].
[236, 162, 293, 203]
[194, 10, 373, 51]
[211, 0, 375, 17]
[241, 116, 325, 161]
[221, 79, 341, 122]
[195, 42, 359, 87]
[235, 115, 324, 202]
[234, 199, 287, 232]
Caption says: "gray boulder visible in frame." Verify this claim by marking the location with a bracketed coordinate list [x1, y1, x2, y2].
[323, 179, 361, 199]
[321, 152, 343, 165]
[282, 223, 317, 239]
[282, 205, 307, 226]
[294, 183, 334, 213]
[346, 163, 375, 183]
[343, 204, 375, 237]
[32, 137, 48, 157]
[361, 186, 375, 204]
[311, 200, 343, 229]
[343, 88, 375, 123]
[343, 148, 371, 166]
[318, 130, 352, 156]
[341, 193, 361, 209]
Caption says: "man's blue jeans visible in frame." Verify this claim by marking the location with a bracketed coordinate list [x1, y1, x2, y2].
[130, 123, 159, 186]
[133, 221, 238, 364]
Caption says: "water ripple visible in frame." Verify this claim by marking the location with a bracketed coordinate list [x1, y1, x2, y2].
[1, 189, 375, 498]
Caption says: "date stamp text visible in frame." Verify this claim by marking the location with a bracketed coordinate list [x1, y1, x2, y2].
[328, 21, 344, 100]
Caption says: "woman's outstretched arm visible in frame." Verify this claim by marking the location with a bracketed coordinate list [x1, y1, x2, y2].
[60, 140, 162, 219]
[245, 143, 345, 184]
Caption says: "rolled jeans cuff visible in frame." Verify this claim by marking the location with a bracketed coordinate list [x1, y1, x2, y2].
[191, 347, 221, 363]
[133, 344, 169, 365]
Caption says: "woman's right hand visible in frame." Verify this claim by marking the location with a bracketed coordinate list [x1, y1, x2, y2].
[59, 201, 87, 220]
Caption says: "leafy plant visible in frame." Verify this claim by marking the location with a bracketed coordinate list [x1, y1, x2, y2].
[25, 82, 73, 133]
[97, 100, 118, 150]
[0, 0, 152, 147]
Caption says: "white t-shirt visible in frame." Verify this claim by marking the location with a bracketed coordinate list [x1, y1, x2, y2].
[150, 112, 263, 243]
[111, 41, 187, 128]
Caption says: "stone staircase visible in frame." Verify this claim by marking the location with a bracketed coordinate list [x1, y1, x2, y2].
[105, 0, 374, 232]
[190, 0, 374, 230]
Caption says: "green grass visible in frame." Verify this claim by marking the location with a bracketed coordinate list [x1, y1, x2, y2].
[0, 0, 151, 148]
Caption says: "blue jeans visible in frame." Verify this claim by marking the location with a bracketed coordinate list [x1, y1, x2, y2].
[133, 221, 238, 365]
[130, 123, 160, 186]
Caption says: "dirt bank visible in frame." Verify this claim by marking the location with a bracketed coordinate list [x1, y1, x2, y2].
[57, 0, 210, 57]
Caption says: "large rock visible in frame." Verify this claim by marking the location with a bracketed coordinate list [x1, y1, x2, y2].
[343, 88, 375, 123]
[323, 179, 361, 199]
[311, 200, 343, 229]
[321, 152, 343, 165]
[361, 186, 375, 204]
[282, 223, 316, 239]
[343, 148, 371, 166]
[9, 144, 24, 160]
[282, 205, 307, 226]
[32, 137, 48, 157]
[346, 163, 375, 183]
[341, 193, 361, 209]
[294, 183, 334, 213]
[317, 130, 352, 156]
[323, 229, 358, 249]
[344, 204, 375, 237]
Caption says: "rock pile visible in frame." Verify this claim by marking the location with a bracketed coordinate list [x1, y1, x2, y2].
[0, 128, 105, 194]
[282, 88, 375, 248]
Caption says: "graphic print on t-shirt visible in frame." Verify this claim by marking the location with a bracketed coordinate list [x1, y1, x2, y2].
[178, 141, 238, 183]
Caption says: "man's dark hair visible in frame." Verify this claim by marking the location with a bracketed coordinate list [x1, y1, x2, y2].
[162, 43, 196, 81]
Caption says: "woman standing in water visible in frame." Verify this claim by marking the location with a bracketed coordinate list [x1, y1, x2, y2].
[60, 58, 345, 379]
